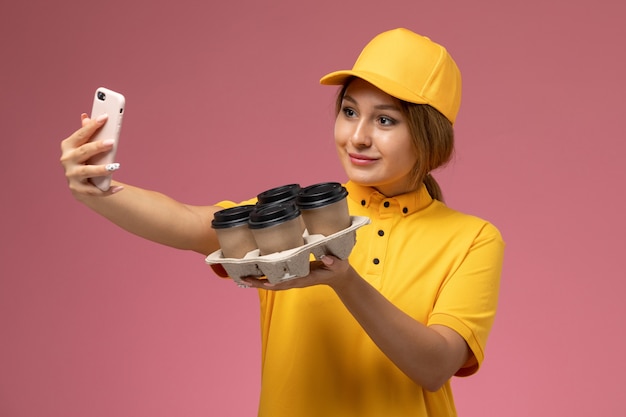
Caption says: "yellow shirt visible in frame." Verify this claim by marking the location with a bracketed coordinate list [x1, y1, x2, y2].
[216, 181, 504, 417]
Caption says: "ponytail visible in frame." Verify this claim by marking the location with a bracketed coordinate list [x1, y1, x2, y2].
[424, 174, 444, 202]
[401, 103, 454, 203]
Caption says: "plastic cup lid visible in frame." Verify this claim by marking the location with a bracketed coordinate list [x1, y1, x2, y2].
[248, 202, 301, 229]
[296, 182, 348, 209]
[211, 205, 256, 229]
[257, 183, 301, 205]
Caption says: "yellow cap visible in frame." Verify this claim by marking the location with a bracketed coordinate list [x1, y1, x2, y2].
[320, 28, 462, 124]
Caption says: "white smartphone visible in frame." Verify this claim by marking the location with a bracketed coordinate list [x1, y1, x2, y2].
[87, 87, 126, 191]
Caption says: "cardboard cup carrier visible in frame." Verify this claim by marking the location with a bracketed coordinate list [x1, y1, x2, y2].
[207, 182, 370, 285]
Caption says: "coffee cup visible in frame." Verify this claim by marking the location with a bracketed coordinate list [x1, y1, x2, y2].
[296, 182, 350, 236]
[257, 183, 306, 233]
[248, 202, 305, 255]
[211, 205, 258, 258]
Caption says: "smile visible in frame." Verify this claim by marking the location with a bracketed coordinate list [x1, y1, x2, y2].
[349, 153, 378, 166]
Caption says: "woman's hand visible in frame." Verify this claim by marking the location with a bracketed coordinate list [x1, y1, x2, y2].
[239, 255, 354, 290]
[59, 113, 123, 199]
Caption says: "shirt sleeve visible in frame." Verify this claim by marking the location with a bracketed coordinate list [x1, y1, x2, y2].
[214, 197, 258, 209]
[427, 221, 505, 376]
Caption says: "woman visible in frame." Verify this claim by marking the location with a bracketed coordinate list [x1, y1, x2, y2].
[61, 28, 504, 417]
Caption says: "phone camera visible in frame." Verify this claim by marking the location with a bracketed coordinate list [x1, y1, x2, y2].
[97, 91, 106, 101]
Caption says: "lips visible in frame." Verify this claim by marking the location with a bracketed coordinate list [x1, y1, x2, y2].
[348, 153, 378, 166]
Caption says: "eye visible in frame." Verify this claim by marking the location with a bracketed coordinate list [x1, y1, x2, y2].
[342, 107, 357, 118]
[378, 116, 396, 126]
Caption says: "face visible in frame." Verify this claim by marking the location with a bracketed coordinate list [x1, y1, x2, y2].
[334, 78, 417, 197]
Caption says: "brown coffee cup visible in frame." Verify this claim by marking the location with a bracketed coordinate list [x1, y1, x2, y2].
[296, 182, 350, 236]
[257, 183, 306, 233]
[248, 202, 305, 255]
[211, 205, 258, 258]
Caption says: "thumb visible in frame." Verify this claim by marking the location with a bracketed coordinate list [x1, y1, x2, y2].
[320, 255, 335, 267]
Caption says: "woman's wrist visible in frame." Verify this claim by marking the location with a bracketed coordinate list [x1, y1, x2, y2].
[327, 263, 360, 294]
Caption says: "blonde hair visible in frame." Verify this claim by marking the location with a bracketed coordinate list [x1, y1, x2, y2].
[335, 80, 455, 201]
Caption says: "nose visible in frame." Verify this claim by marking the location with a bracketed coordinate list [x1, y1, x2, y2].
[350, 119, 372, 148]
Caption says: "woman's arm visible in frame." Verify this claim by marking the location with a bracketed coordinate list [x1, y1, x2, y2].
[60, 114, 222, 255]
[326, 259, 471, 392]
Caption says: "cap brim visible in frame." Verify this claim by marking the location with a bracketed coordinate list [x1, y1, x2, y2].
[319, 70, 355, 86]
[320, 70, 429, 106]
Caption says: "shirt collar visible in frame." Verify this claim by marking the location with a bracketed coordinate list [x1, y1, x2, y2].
[345, 181, 434, 216]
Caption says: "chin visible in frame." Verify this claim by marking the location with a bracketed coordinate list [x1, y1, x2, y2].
[346, 176, 379, 189]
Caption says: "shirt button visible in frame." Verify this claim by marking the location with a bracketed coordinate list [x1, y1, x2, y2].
[361, 200, 366, 206]
[378, 230, 384, 236]
[373, 258, 380, 265]
[383, 201, 390, 208]
[402, 207, 408, 214]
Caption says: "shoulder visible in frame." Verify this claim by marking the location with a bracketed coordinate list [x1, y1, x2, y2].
[424, 201, 504, 244]
[424, 200, 496, 226]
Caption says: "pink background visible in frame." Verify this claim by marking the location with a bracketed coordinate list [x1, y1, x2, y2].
[1, 0, 625, 415]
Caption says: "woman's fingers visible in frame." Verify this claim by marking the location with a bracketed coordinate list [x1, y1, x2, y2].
[60, 113, 120, 198]
[237, 256, 349, 291]
[61, 113, 108, 153]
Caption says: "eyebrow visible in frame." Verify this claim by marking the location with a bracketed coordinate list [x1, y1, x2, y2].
[342, 94, 402, 112]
